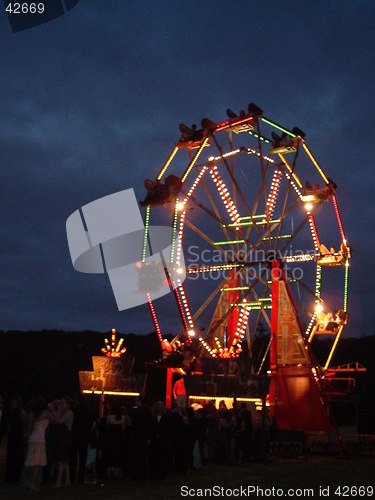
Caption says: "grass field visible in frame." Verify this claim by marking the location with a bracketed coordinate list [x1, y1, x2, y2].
[0, 457, 374, 500]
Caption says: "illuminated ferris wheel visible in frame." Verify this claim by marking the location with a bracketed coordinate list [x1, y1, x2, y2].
[140, 103, 350, 372]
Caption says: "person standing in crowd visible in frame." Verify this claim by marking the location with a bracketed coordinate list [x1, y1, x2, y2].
[85, 415, 99, 484]
[5, 397, 28, 483]
[172, 376, 186, 409]
[24, 397, 57, 491]
[70, 396, 93, 485]
[105, 403, 126, 479]
[129, 398, 153, 481]
[0, 393, 6, 445]
[53, 398, 74, 488]
[205, 402, 219, 462]
[149, 401, 169, 479]
[239, 402, 253, 462]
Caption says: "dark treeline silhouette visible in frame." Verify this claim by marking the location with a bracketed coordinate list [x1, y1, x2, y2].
[0, 330, 161, 397]
[0, 330, 374, 432]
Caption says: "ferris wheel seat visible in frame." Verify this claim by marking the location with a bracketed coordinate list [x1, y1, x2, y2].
[269, 143, 297, 155]
[269, 132, 299, 155]
[315, 309, 349, 334]
[229, 122, 255, 134]
[177, 139, 209, 150]
[316, 323, 340, 334]
[301, 179, 336, 203]
[317, 254, 346, 266]
[177, 122, 210, 149]
[141, 175, 182, 207]
[223, 108, 256, 133]
[177, 135, 210, 149]
[317, 243, 347, 266]
[301, 188, 334, 203]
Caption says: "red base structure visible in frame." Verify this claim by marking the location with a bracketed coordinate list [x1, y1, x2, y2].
[269, 366, 331, 432]
[269, 261, 332, 433]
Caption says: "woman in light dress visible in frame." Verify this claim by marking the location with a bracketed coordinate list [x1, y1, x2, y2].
[24, 397, 58, 491]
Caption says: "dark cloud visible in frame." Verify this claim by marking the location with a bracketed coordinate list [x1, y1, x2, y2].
[0, 1, 374, 336]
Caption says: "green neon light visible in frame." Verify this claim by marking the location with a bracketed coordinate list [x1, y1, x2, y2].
[231, 302, 271, 308]
[344, 262, 349, 312]
[214, 239, 245, 246]
[261, 117, 296, 137]
[267, 279, 297, 284]
[316, 265, 322, 299]
[248, 130, 271, 144]
[220, 286, 250, 292]
[263, 234, 291, 241]
[188, 263, 242, 273]
[239, 214, 266, 221]
[170, 201, 179, 262]
[248, 305, 272, 310]
[228, 218, 280, 227]
[142, 206, 150, 263]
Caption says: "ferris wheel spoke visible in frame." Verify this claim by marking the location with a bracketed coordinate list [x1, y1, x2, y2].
[172, 276, 227, 344]
[255, 120, 273, 249]
[264, 166, 282, 238]
[278, 211, 310, 255]
[283, 266, 336, 314]
[204, 266, 269, 349]
[248, 279, 272, 373]
[192, 170, 238, 253]
[241, 198, 300, 263]
[236, 160, 271, 258]
[187, 264, 268, 288]
[244, 162, 270, 243]
[203, 282, 256, 346]
[186, 192, 262, 254]
[212, 135, 270, 252]
[243, 270, 272, 329]
[278, 153, 303, 189]
[228, 130, 237, 210]
[166, 204, 229, 258]
[271, 146, 300, 252]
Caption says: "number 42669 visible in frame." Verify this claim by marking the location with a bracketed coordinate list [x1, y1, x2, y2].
[6, 3, 45, 14]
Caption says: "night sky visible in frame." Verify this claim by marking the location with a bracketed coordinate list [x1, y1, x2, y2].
[1, 1, 374, 337]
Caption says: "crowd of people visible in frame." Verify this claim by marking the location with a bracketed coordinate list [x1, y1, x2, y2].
[0, 393, 269, 491]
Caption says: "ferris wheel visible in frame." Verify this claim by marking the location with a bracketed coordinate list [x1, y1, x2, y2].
[140, 103, 350, 372]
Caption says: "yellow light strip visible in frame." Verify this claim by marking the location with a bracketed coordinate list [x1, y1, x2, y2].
[237, 397, 270, 407]
[189, 395, 216, 400]
[302, 143, 329, 184]
[82, 390, 140, 396]
[324, 325, 344, 370]
[156, 146, 179, 181]
[308, 324, 318, 343]
[188, 395, 270, 406]
[181, 137, 210, 182]
[278, 153, 303, 188]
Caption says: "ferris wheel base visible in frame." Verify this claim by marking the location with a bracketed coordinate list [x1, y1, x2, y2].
[269, 365, 332, 433]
